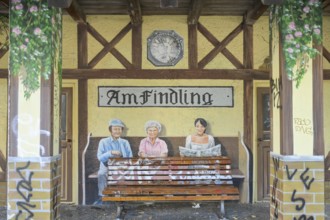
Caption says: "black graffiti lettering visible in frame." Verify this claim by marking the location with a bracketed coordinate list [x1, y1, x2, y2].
[16, 161, 36, 219]
[285, 165, 297, 180]
[52, 159, 60, 218]
[293, 215, 314, 220]
[291, 189, 305, 211]
[272, 157, 279, 173]
[271, 177, 278, 203]
[274, 201, 278, 218]
[300, 168, 315, 190]
[16, 202, 36, 220]
[270, 78, 281, 109]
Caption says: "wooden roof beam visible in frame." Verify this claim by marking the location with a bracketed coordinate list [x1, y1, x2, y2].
[0, 0, 9, 14]
[127, 0, 142, 25]
[323, 0, 330, 10]
[48, 0, 72, 8]
[0, 0, 9, 8]
[187, 0, 204, 25]
[245, 1, 269, 25]
[66, 0, 86, 24]
[324, 46, 330, 63]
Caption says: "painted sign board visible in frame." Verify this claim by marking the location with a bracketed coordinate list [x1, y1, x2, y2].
[98, 86, 234, 107]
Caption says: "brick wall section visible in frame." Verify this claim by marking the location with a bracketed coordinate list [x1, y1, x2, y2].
[7, 156, 61, 220]
[270, 153, 325, 220]
[326, 181, 330, 204]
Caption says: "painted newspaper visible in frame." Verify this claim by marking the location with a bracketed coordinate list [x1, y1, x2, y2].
[179, 145, 221, 157]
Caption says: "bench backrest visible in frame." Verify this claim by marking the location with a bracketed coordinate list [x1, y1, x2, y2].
[85, 136, 239, 178]
[107, 156, 234, 186]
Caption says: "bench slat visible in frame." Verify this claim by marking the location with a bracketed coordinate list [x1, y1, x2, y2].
[102, 195, 239, 202]
[107, 180, 234, 185]
[109, 170, 231, 175]
[103, 185, 239, 195]
[108, 174, 233, 181]
[108, 164, 231, 171]
[108, 157, 231, 166]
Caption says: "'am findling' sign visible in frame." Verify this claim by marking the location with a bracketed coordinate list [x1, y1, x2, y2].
[98, 86, 234, 107]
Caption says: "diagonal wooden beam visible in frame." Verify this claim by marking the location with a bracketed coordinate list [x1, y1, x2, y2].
[198, 22, 244, 69]
[0, 0, 9, 14]
[66, 0, 86, 23]
[0, 0, 9, 7]
[323, 0, 330, 9]
[88, 23, 132, 68]
[87, 23, 134, 70]
[127, 0, 142, 25]
[324, 46, 330, 63]
[245, 1, 269, 25]
[0, 150, 6, 173]
[0, 48, 8, 59]
[187, 0, 204, 25]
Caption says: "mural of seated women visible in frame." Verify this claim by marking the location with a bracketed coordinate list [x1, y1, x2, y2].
[181, 118, 221, 157]
[138, 120, 168, 158]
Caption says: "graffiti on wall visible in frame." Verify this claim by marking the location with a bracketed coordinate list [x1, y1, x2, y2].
[271, 157, 316, 219]
[294, 118, 313, 135]
[52, 159, 60, 218]
[11, 114, 50, 157]
[270, 78, 281, 109]
[271, 157, 279, 218]
[286, 164, 315, 219]
[15, 161, 36, 220]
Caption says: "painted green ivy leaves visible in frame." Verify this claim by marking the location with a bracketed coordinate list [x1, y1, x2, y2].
[271, 0, 322, 87]
[10, 0, 62, 99]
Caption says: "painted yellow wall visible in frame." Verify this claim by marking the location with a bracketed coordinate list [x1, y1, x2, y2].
[325, 80, 330, 155]
[292, 57, 314, 155]
[88, 79, 243, 137]
[62, 16, 77, 69]
[271, 24, 281, 154]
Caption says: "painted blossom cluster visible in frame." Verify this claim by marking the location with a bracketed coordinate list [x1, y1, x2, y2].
[271, 0, 322, 87]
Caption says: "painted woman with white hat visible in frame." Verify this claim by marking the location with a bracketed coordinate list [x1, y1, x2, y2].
[138, 120, 168, 157]
[96, 119, 132, 203]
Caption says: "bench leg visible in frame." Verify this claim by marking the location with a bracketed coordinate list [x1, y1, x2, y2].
[220, 201, 225, 215]
[116, 202, 124, 219]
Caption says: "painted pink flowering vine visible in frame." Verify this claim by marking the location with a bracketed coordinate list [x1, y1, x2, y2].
[271, 0, 322, 87]
[10, 0, 62, 99]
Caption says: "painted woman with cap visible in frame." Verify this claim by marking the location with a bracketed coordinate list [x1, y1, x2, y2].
[96, 119, 132, 202]
[138, 120, 168, 157]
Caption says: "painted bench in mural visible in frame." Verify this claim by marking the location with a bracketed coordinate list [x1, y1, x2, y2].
[84, 134, 251, 205]
[102, 156, 239, 218]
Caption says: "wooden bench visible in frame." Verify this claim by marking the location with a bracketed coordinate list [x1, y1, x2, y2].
[84, 135, 248, 204]
[102, 156, 239, 218]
